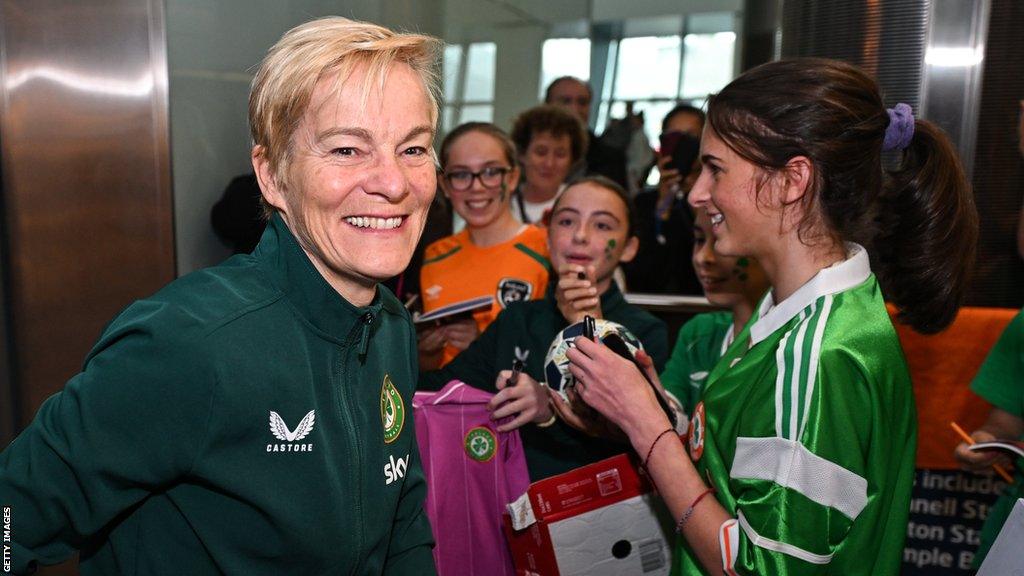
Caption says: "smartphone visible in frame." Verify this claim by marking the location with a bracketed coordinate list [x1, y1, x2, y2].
[659, 131, 701, 178]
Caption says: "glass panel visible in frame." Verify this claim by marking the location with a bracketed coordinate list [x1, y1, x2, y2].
[595, 101, 610, 135]
[614, 36, 681, 100]
[600, 39, 618, 101]
[463, 42, 496, 102]
[459, 104, 493, 124]
[687, 11, 736, 34]
[443, 106, 457, 133]
[608, 100, 627, 121]
[679, 32, 736, 100]
[634, 100, 678, 144]
[637, 100, 679, 187]
[539, 38, 591, 98]
[443, 45, 463, 100]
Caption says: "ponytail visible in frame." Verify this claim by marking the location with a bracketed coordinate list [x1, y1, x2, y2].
[874, 121, 978, 333]
[706, 59, 979, 334]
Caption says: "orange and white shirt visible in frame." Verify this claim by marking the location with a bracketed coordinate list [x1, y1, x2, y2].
[420, 225, 550, 366]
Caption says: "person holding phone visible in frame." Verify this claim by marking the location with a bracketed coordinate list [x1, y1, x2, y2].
[623, 104, 706, 294]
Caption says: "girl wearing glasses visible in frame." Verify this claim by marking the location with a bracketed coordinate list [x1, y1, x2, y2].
[418, 123, 551, 369]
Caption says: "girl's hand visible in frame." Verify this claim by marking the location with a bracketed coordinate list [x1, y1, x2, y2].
[442, 317, 479, 351]
[488, 370, 553, 432]
[555, 264, 601, 324]
[954, 429, 1014, 471]
[417, 325, 446, 353]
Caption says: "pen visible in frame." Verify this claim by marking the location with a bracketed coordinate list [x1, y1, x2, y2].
[506, 359, 524, 387]
[950, 421, 1014, 483]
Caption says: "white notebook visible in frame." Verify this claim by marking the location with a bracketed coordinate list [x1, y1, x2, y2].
[978, 498, 1024, 575]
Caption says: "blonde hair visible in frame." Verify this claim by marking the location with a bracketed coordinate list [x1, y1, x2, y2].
[249, 17, 442, 185]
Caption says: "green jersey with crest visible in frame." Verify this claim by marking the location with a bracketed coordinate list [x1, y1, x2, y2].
[677, 245, 915, 576]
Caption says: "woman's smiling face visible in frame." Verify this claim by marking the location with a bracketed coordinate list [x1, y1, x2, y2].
[687, 125, 776, 260]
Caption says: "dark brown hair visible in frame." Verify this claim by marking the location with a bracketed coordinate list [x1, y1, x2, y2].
[662, 103, 705, 133]
[438, 122, 517, 169]
[544, 76, 593, 103]
[552, 175, 637, 238]
[707, 58, 977, 333]
[510, 105, 588, 166]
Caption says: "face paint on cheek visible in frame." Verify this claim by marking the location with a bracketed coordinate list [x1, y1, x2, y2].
[732, 257, 750, 282]
[604, 238, 617, 261]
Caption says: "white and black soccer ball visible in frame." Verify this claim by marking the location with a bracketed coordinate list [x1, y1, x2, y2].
[544, 318, 643, 400]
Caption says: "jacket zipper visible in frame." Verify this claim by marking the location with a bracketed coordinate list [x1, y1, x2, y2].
[338, 316, 371, 575]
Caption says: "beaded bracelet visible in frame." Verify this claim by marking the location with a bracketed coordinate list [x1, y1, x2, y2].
[642, 427, 676, 471]
[675, 486, 717, 534]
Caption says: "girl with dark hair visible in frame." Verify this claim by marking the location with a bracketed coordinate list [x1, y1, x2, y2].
[554, 58, 978, 574]
[421, 176, 668, 480]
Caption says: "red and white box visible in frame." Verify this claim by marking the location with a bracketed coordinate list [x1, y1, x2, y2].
[503, 453, 674, 576]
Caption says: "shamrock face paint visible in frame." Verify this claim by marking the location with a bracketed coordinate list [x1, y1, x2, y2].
[604, 238, 617, 261]
[732, 256, 750, 282]
[692, 209, 768, 309]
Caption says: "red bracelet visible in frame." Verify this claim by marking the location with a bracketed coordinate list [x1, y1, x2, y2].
[675, 486, 716, 533]
[642, 428, 676, 471]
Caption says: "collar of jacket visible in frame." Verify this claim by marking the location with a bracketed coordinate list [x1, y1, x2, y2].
[253, 213, 403, 347]
[545, 278, 627, 317]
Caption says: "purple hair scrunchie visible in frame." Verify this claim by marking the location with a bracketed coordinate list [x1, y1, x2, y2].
[883, 103, 915, 151]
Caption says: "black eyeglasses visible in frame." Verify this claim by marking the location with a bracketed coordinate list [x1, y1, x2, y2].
[443, 166, 511, 191]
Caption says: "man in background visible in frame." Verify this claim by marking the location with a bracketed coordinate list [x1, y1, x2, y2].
[545, 76, 628, 188]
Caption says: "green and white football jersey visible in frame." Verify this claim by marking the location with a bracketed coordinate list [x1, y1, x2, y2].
[676, 245, 916, 575]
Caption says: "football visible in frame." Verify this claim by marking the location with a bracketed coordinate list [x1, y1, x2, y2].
[544, 318, 644, 400]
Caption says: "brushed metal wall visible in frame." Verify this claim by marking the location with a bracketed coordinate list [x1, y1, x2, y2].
[781, 0, 932, 121]
[969, 0, 1024, 308]
[780, 0, 1022, 308]
[0, 0, 175, 438]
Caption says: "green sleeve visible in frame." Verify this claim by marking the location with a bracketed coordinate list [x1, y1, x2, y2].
[971, 309, 1024, 417]
[0, 300, 215, 574]
[661, 318, 701, 413]
[384, 330, 438, 575]
[418, 312, 502, 392]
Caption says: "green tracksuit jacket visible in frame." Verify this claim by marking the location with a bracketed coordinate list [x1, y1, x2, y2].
[419, 284, 668, 480]
[0, 215, 435, 575]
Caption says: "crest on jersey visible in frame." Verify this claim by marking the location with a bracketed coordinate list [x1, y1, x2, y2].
[689, 401, 706, 461]
[380, 374, 405, 444]
[497, 278, 532, 308]
[464, 426, 498, 462]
